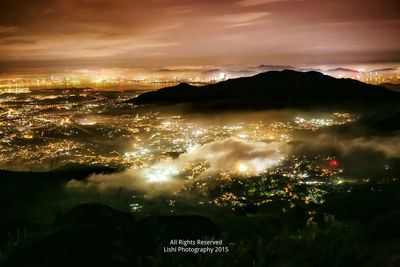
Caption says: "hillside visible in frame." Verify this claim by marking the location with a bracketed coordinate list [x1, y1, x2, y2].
[129, 70, 400, 111]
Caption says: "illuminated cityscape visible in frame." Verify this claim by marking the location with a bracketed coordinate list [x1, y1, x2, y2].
[1, 0, 399, 265]
[0, 88, 371, 212]
[1, 66, 399, 94]
[0, 88, 355, 172]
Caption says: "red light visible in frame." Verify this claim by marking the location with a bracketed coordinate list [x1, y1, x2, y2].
[328, 159, 339, 168]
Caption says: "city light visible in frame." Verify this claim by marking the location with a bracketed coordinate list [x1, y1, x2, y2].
[144, 164, 179, 183]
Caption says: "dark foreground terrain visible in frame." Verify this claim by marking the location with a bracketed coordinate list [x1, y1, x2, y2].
[1, 165, 400, 267]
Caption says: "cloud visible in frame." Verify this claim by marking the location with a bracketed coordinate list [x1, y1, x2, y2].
[347, 136, 400, 158]
[66, 168, 184, 194]
[67, 137, 288, 192]
[237, 0, 291, 7]
[289, 134, 400, 177]
[217, 12, 268, 24]
[178, 137, 286, 174]
[291, 134, 400, 158]
[0, 0, 399, 69]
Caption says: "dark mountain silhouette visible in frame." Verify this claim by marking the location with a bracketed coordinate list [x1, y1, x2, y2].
[326, 67, 359, 73]
[257, 64, 295, 70]
[3, 203, 222, 267]
[373, 112, 400, 131]
[381, 83, 400, 92]
[129, 70, 400, 111]
[371, 67, 397, 72]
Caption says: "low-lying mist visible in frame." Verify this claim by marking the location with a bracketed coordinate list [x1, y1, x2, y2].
[67, 137, 288, 194]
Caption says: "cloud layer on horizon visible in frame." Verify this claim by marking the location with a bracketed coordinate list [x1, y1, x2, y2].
[0, 0, 399, 70]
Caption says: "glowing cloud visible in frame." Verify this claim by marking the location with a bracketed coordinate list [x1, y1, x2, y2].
[67, 137, 288, 192]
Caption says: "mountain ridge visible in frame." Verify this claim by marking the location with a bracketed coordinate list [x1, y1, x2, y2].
[129, 70, 400, 111]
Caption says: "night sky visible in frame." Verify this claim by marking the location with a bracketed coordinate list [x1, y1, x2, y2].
[0, 0, 399, 71]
